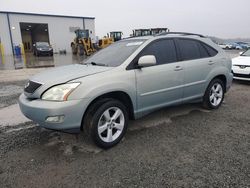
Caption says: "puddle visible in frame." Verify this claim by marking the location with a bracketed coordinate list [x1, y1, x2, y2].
[0, 53, 86, 70]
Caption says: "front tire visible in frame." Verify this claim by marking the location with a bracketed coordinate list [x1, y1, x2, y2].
[203, 79, 225, 109]
[83, 99, 129, 149]
[71, 44, 77, 55]
[77, 44, 84, 56]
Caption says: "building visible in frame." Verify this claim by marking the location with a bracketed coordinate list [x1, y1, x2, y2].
[0, 11, 95, 55]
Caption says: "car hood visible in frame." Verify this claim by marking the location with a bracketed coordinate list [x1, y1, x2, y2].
[232, 56, 250, 66]
[31, 64, 113, 84]
[26, 64, 113, 98]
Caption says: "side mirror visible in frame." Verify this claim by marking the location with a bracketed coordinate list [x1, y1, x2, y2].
[239, 51, 243, 55]
[138, 55, 156, 67]
[33, 44, 35, 47]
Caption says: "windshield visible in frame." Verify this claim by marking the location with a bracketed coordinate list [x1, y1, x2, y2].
[241, 49, 250, 57]
[83, 39, 145, 67]
[36, 42, 49, 47]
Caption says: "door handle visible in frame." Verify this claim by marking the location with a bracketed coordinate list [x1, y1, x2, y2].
[208, 60, 215, 65]
[174, 66, 183, 71]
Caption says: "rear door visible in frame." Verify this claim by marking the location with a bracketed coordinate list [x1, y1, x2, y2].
[176, 38, 218, 100]
[134, 39, 184, 114]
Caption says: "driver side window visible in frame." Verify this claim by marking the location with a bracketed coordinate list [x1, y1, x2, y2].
[140, 39, 178, 65]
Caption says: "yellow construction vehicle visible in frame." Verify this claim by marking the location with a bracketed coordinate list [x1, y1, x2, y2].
[71, 30, 124, 55]
[71, 29, 96, 56]
[150, 28, 170, 35]
[131, 28, 169, 37]
[98, 31, 123, 49]
[98, 36, 114, 49]
[132, 29, 151, 37]
[110, 31, 123, 42]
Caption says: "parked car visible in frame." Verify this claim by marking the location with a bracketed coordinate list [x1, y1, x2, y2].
[224, 42, 240, 50]
[232, 49, 250, 81]
[218, 43, 227, 49]
[33, 42, 53, 56]
[19, 32, 233, 149]
[223, 43, 233, 50]
[235, 42, 250, 50]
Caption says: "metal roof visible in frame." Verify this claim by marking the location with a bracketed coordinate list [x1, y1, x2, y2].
[0, 11, 95, 19]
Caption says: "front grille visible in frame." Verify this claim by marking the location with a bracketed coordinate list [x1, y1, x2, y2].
[24, 80, 42, 93]
[233, 73, 250, 78]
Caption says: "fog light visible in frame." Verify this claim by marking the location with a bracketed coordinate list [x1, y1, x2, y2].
[45, 115, 65, 123]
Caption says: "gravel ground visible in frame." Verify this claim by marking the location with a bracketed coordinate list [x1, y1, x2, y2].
[0, 80, 249, 187]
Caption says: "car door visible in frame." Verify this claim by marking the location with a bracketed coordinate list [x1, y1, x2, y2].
[176, 38, 218, 101]
[134, 39, 184, 115]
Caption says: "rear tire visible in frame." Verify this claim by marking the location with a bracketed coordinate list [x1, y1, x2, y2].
[83, 99, 129, 149]
[203, 79, 225, 109]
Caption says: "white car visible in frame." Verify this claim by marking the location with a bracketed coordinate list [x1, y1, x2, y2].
[232, 49, 250, 81]
[218, 44, 227, 49]
[225, 44, 234, 50]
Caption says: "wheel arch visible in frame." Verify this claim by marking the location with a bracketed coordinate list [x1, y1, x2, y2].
[71, 42, 75, 47]
[81, 91, 135, 130]
[209, 74, 227, 91]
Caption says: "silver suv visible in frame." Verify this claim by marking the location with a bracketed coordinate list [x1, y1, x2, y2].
[19, 32, 233, 148]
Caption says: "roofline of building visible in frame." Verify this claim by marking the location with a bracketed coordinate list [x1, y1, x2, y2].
[0, 11, 95, 20]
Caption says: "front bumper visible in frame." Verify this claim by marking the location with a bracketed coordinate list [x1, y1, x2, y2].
[232, 66, 250, 81]
[19, 93, 88, 132]
[37, 50, 53, 56]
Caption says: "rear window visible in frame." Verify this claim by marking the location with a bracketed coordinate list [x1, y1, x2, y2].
[178, 39, 200, 61]
[202, 43, 218, 57]
[178, 39, 218, 61]
[197, 42, 210, 58]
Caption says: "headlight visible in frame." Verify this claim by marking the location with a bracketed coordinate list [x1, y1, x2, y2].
[41, 83, 80, 101]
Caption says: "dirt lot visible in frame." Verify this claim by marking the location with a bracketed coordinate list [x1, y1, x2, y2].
[0, 79, 249, 188]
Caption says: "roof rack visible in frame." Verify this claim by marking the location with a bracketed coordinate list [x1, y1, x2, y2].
[156, 32, 205, 38]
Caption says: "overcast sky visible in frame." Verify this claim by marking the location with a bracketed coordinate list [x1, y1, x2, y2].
[1, 0, 250, 38]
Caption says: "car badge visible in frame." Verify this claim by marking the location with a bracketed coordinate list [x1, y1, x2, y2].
[239, 65, 246, 69]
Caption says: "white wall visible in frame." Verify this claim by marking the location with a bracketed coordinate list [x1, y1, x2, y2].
[0, 13, 95, 54]
[84, 18, 96, 42]
[0, 13, 12, 55]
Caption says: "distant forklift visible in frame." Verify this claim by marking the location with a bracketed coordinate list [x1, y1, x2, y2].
[71, 29, 96, 56]
[132, 28, 169, 37]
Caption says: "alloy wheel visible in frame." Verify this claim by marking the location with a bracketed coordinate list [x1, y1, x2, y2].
[97, 107, 125, 143]
[209, 83, 223, 106]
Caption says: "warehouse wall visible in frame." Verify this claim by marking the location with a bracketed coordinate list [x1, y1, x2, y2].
[0, 13, 13, 55]
[84, 18, 96, 42]
[0, 13, 95, 54]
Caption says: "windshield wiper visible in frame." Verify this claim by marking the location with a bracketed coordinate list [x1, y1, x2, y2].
[86, 62, 108, 67]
